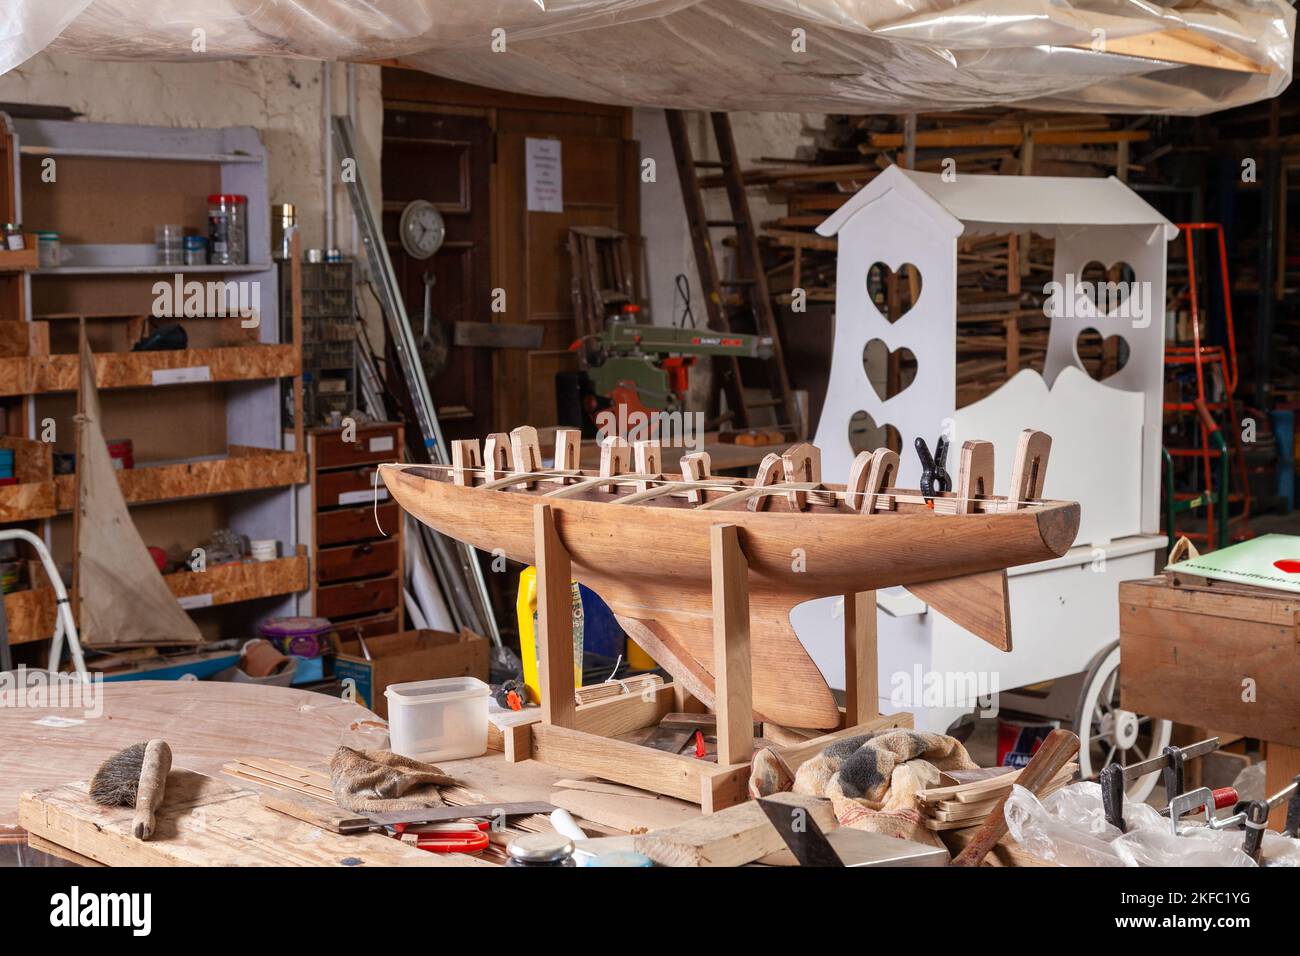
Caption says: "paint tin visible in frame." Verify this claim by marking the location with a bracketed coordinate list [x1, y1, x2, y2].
[258, 615, 334, 658]
[249, 539, 278, 562]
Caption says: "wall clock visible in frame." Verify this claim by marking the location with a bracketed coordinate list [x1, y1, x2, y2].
[399, 199, 446, 260]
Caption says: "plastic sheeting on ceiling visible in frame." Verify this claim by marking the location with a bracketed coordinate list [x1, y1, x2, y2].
[1, 0, 1294, 115]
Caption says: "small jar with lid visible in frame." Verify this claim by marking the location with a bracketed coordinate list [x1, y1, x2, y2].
[3, 224, 24, 251]
[505, 832, 576, 867]
[207, 194, 248, 265]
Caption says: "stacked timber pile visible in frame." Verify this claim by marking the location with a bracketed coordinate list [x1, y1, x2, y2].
[750, 110, 1157, 406]
[916, 762, 1078, 832]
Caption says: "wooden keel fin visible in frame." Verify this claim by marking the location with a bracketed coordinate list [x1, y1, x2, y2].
[907, 568, 1012, 651]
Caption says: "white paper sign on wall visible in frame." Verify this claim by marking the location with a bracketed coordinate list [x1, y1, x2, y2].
[526, 137, 563, 213]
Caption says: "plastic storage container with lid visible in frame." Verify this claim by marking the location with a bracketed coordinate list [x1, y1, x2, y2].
[385, 676, 490, 762]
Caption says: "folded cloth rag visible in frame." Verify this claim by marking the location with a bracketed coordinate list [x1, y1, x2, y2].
[329, 746, 458, 813]
[794, 729, 978, 849]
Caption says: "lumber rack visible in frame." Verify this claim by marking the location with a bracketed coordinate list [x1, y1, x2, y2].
[502, 501, 911, 812]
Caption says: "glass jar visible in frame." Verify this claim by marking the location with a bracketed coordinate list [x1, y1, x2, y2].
[3, 224, 23, 251]
[35, 231, 60, 268]
[155, 223, 183, 266]
[207, 194, 247, 265]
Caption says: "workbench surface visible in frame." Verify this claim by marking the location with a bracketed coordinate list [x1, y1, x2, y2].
[0, 680, 700, 862]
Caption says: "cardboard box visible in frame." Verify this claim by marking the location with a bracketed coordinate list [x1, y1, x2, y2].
[334, 628, 489, 719]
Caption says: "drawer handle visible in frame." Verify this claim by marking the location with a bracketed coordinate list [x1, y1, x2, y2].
[357, 543, 374, 556]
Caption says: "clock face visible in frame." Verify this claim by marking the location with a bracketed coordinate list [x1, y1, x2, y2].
[399, 200, 445, 260]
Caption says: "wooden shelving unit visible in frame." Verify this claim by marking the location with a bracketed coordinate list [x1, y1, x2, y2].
[4, 553, 309, 647]
[0, 112, 306, 653]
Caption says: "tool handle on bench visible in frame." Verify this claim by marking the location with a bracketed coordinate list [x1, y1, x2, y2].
[951, 728, 1080, 868]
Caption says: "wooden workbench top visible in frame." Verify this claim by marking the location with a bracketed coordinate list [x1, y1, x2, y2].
[1, 679, 702, 863]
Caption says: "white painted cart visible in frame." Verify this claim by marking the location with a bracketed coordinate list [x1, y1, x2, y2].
[793, 167, 1178, 799]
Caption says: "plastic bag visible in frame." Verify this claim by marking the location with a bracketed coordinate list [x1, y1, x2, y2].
[1005, 781, 1300, 867]
[0, 1, 1292, 115]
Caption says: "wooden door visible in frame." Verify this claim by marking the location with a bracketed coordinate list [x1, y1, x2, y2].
[494, 118, 640, 431]
[381, 108, 493, 441]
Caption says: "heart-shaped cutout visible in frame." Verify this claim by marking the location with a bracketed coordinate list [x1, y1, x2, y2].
[848, 409, 902, 456]
[867, 262, 922, 324]
[863, 338, 917, 401]
[1077, 259, 1137, 318]
[1275, 559, 1300, 574]
[1076, 327, 1130, 380]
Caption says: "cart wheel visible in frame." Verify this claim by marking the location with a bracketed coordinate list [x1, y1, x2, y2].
[1074, 640, 1172, 803]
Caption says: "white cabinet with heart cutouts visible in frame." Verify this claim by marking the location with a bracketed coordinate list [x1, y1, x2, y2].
[795, 167, 1178, 764]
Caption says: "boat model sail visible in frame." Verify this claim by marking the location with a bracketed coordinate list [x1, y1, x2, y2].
[74, 333, 204, 650]
[381, 426, 1079, 730]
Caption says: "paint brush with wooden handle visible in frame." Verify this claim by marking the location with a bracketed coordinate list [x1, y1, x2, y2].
[950, 728, 1079, 867]
[89, 739, 173, 841]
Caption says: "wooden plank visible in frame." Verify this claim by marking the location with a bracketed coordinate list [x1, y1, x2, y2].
[1265, 743, 1300, 831]
[257, 791, 370, 833]
[869, 128, 1149, 149]
[711, 524, 753, 765]
[551, 788, 699, 833]
[453, 320, 544, 350]
[843, 591, 879, 724]
[20, 770, 485, 867]
[633, 791, 835, 867]
[1121, 576, 1300, 627]
[534, 503, 576, 728]
[530, 723, 740, 806]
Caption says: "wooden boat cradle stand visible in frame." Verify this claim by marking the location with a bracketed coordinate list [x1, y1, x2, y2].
[380, 426, 1076, 812]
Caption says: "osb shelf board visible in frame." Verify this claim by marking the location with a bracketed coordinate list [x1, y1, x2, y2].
[0, 481, 55, 521]
[0, 435, 55, 521]
[53, 446, 306, 511]
[2, 555, 308, 646]
[0, 343, 298, 396]
[1, 586, 56, 646]
[166, 554, 307, 608]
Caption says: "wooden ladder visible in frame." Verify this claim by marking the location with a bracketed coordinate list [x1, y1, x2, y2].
[665, 110, 798, 433]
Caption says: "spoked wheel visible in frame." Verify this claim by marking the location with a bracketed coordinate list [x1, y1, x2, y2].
[1074, 641, 1172, 803]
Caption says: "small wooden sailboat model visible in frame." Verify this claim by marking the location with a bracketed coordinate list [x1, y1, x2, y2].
[381, 426, 1078, 730]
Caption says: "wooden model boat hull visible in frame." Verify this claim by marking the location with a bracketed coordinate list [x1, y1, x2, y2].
[382, 464, 1079, 730]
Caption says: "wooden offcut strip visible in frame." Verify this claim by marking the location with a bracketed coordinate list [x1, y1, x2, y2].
[633, 792, 835, 867]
